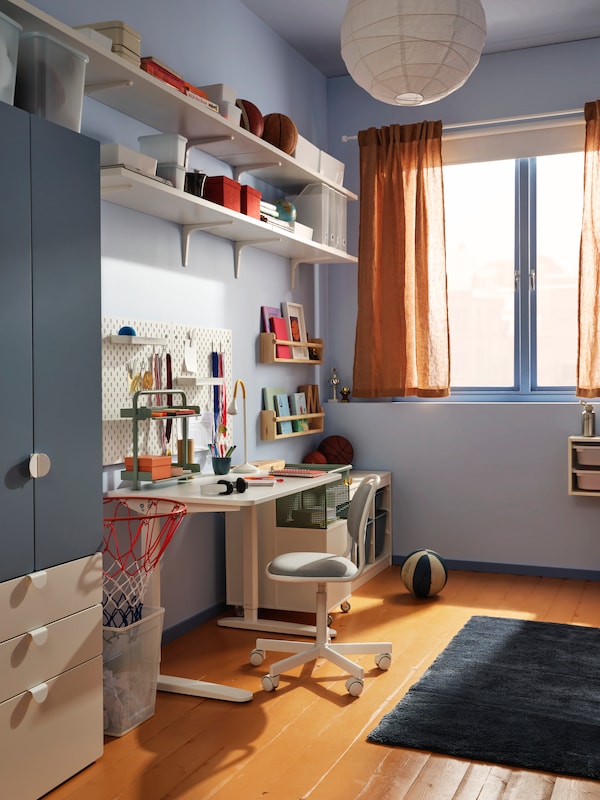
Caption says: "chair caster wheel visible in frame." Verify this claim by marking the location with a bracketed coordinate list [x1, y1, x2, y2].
[346, 676, 363, 696]
[262, 674, 279, 692]
[249, 649, 265, 666]
[341, 600, 351, 613]
[375, 652, 392, 670]
[327, 613, 334, 626]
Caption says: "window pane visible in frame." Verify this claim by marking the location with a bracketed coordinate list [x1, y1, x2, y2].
[444, 160, 516, 387]
[535, 152, 583, 387]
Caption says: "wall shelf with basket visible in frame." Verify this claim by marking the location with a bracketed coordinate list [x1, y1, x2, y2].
[259, 333, 323, 365]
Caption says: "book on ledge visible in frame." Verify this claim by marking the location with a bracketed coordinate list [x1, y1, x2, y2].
[269, 316, 292, 358]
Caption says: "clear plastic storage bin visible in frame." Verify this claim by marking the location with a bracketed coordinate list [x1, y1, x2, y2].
[0, 11, 22, 105]
[138, 133, 188, 167]
[15, 31, 88, 131]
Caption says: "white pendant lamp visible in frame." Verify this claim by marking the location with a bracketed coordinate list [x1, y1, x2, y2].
[341, 0, 487, 106]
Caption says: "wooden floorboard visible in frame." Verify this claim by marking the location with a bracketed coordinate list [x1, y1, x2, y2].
[44, 568, 600, 800]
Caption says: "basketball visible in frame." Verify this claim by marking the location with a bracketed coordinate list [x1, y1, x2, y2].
[236, 99, 264, 137]
[262, 113, 298, 155]
[304, 450, 327, 464]
[318, 435, 354, 465]
[401, 549, 448, 598]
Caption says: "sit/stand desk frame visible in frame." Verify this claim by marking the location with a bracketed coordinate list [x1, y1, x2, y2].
[109, 471, 341, 703]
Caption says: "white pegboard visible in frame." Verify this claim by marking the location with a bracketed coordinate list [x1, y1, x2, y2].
[102, 317, 232, 466]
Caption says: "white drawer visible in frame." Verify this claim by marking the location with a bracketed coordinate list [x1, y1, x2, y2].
[0, 656, 103, 800]
[0, 604, 102, 703]
[0, 552, 102, 643]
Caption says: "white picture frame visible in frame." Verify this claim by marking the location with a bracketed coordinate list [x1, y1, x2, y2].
[282, 301, 309, 359]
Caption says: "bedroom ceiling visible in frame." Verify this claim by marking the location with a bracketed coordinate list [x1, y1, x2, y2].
[241, 0, 600, 78]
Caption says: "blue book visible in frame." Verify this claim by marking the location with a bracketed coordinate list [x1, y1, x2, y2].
[275, 393, 293, 434]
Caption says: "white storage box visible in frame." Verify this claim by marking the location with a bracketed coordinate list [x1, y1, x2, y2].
[219, 100, 241, 124]
[293, 221, 313, 240]
[156, 162, 185, 190]
[15, 32, 88, 132]
[575, 446, 600, 466]
[102, 606, 164, 737]
[294, 134, 320, 172]
[73, 25, 113, 51]
[100, 143, 157, 175]
[0, 11, 21, 105]
[575, 470, 600, 490]
[291, 183, 347, 251]
[319, 150, 345, 185]
[198, 83, 236, 104]
[138, 133, 188, 167]
[81, 20, 140, 58]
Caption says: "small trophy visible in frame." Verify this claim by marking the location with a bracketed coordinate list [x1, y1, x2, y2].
[329, 368, 340, 402]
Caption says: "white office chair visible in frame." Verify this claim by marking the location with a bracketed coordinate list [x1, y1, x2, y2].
[249, 473, 392, 696]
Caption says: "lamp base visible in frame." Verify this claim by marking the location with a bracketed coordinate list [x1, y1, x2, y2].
[232, 462, 260, 474]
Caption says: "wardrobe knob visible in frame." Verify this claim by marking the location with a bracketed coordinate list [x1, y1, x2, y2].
[29, 452, 51, 478]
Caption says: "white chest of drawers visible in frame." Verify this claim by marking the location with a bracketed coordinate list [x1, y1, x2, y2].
[0, 553, 104, 800]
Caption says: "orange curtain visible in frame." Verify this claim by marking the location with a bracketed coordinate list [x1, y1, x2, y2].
[577, 100, 600, 398]
[352, 122, 450, 398]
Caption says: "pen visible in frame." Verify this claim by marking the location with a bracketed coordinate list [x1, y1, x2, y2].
[225, 445, 236, 457]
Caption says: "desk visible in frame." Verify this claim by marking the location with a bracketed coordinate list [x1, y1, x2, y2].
[109, 470, 342, 703]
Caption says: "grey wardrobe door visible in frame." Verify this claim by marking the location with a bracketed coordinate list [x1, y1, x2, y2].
[30, 116, 103, 568]
[0, 103, 34, 582]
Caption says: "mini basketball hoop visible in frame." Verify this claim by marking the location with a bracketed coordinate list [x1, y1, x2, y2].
[102, 497, 186, 627]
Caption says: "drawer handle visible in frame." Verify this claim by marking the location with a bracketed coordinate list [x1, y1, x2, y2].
[28, 683, 49, 704]
[29, 452, 51, 479]
[28, 626, 49, 646]
[28, 570, 48, 589]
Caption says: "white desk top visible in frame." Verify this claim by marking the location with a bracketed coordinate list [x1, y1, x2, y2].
[108, 470, 343, 513]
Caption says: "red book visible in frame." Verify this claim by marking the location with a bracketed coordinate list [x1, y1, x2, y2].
[269, 316, 292, 358]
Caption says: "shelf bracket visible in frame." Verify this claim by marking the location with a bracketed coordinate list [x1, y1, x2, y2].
[234, 238, 281, 279]
[182, 221, 234, 266]
[85, 79, 133, 95]
[233, 161, 282, 182]
[290, 258, 308, 290]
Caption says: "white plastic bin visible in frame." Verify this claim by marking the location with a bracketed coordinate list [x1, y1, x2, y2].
[0, 11, 22, 105]
[138, 133, 188, 167]
[156, 162, 185, 190]
[15, 31, 88, 131]
[102, 606, 164, 737]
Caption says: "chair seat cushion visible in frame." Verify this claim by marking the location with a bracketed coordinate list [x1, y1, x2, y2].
[268, 552, 358, 581]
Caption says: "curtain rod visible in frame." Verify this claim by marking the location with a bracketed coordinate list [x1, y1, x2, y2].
[340, 108, 583, 142]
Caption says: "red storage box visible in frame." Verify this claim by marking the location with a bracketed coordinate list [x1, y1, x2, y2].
[124, 455, 171, 480]
[241, 185, 261, 219]
[203, 176, 241, 212]
[141, 56, 187, 94]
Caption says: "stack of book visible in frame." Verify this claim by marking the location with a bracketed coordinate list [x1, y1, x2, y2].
[260, 200, 294, 233]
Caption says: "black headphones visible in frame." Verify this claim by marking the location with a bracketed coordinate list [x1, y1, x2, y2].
[201, 477, 247, 495]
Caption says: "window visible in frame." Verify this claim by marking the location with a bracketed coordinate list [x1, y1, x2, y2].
[443, 150, 584, 395]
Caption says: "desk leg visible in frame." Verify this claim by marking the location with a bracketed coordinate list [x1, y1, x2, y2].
[217, 505, 335, 638]
[157, 674, 252, 703]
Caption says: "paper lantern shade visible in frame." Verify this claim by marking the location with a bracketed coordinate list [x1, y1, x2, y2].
[341, 0, 487, 106]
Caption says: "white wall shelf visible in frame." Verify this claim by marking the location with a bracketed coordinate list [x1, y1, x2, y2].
[101, 166, 357, 281]
[0, 0, 356, 199]
[107, 334, 168, 345]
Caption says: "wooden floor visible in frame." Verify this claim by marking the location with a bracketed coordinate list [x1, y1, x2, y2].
[45, 567, 600, 800]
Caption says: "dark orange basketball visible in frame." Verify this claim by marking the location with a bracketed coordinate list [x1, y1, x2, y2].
[236, 99, 264, 137]
[262, 113, 298, 155]
[318, 435, 354, 465]
[303, 450, 327, 464]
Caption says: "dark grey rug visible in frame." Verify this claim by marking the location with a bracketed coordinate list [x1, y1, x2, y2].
[367, 615, 600, 780]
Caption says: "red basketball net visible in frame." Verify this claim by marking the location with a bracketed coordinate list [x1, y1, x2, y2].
[102, 497, 186, 627]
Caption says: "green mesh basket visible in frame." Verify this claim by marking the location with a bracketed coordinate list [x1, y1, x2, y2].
[275, 464, 351, 528]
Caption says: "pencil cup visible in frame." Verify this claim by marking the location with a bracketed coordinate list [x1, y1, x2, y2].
[212, 457, 231, 475]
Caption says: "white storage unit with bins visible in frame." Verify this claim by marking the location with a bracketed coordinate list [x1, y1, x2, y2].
[568, 436, 600, 495]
